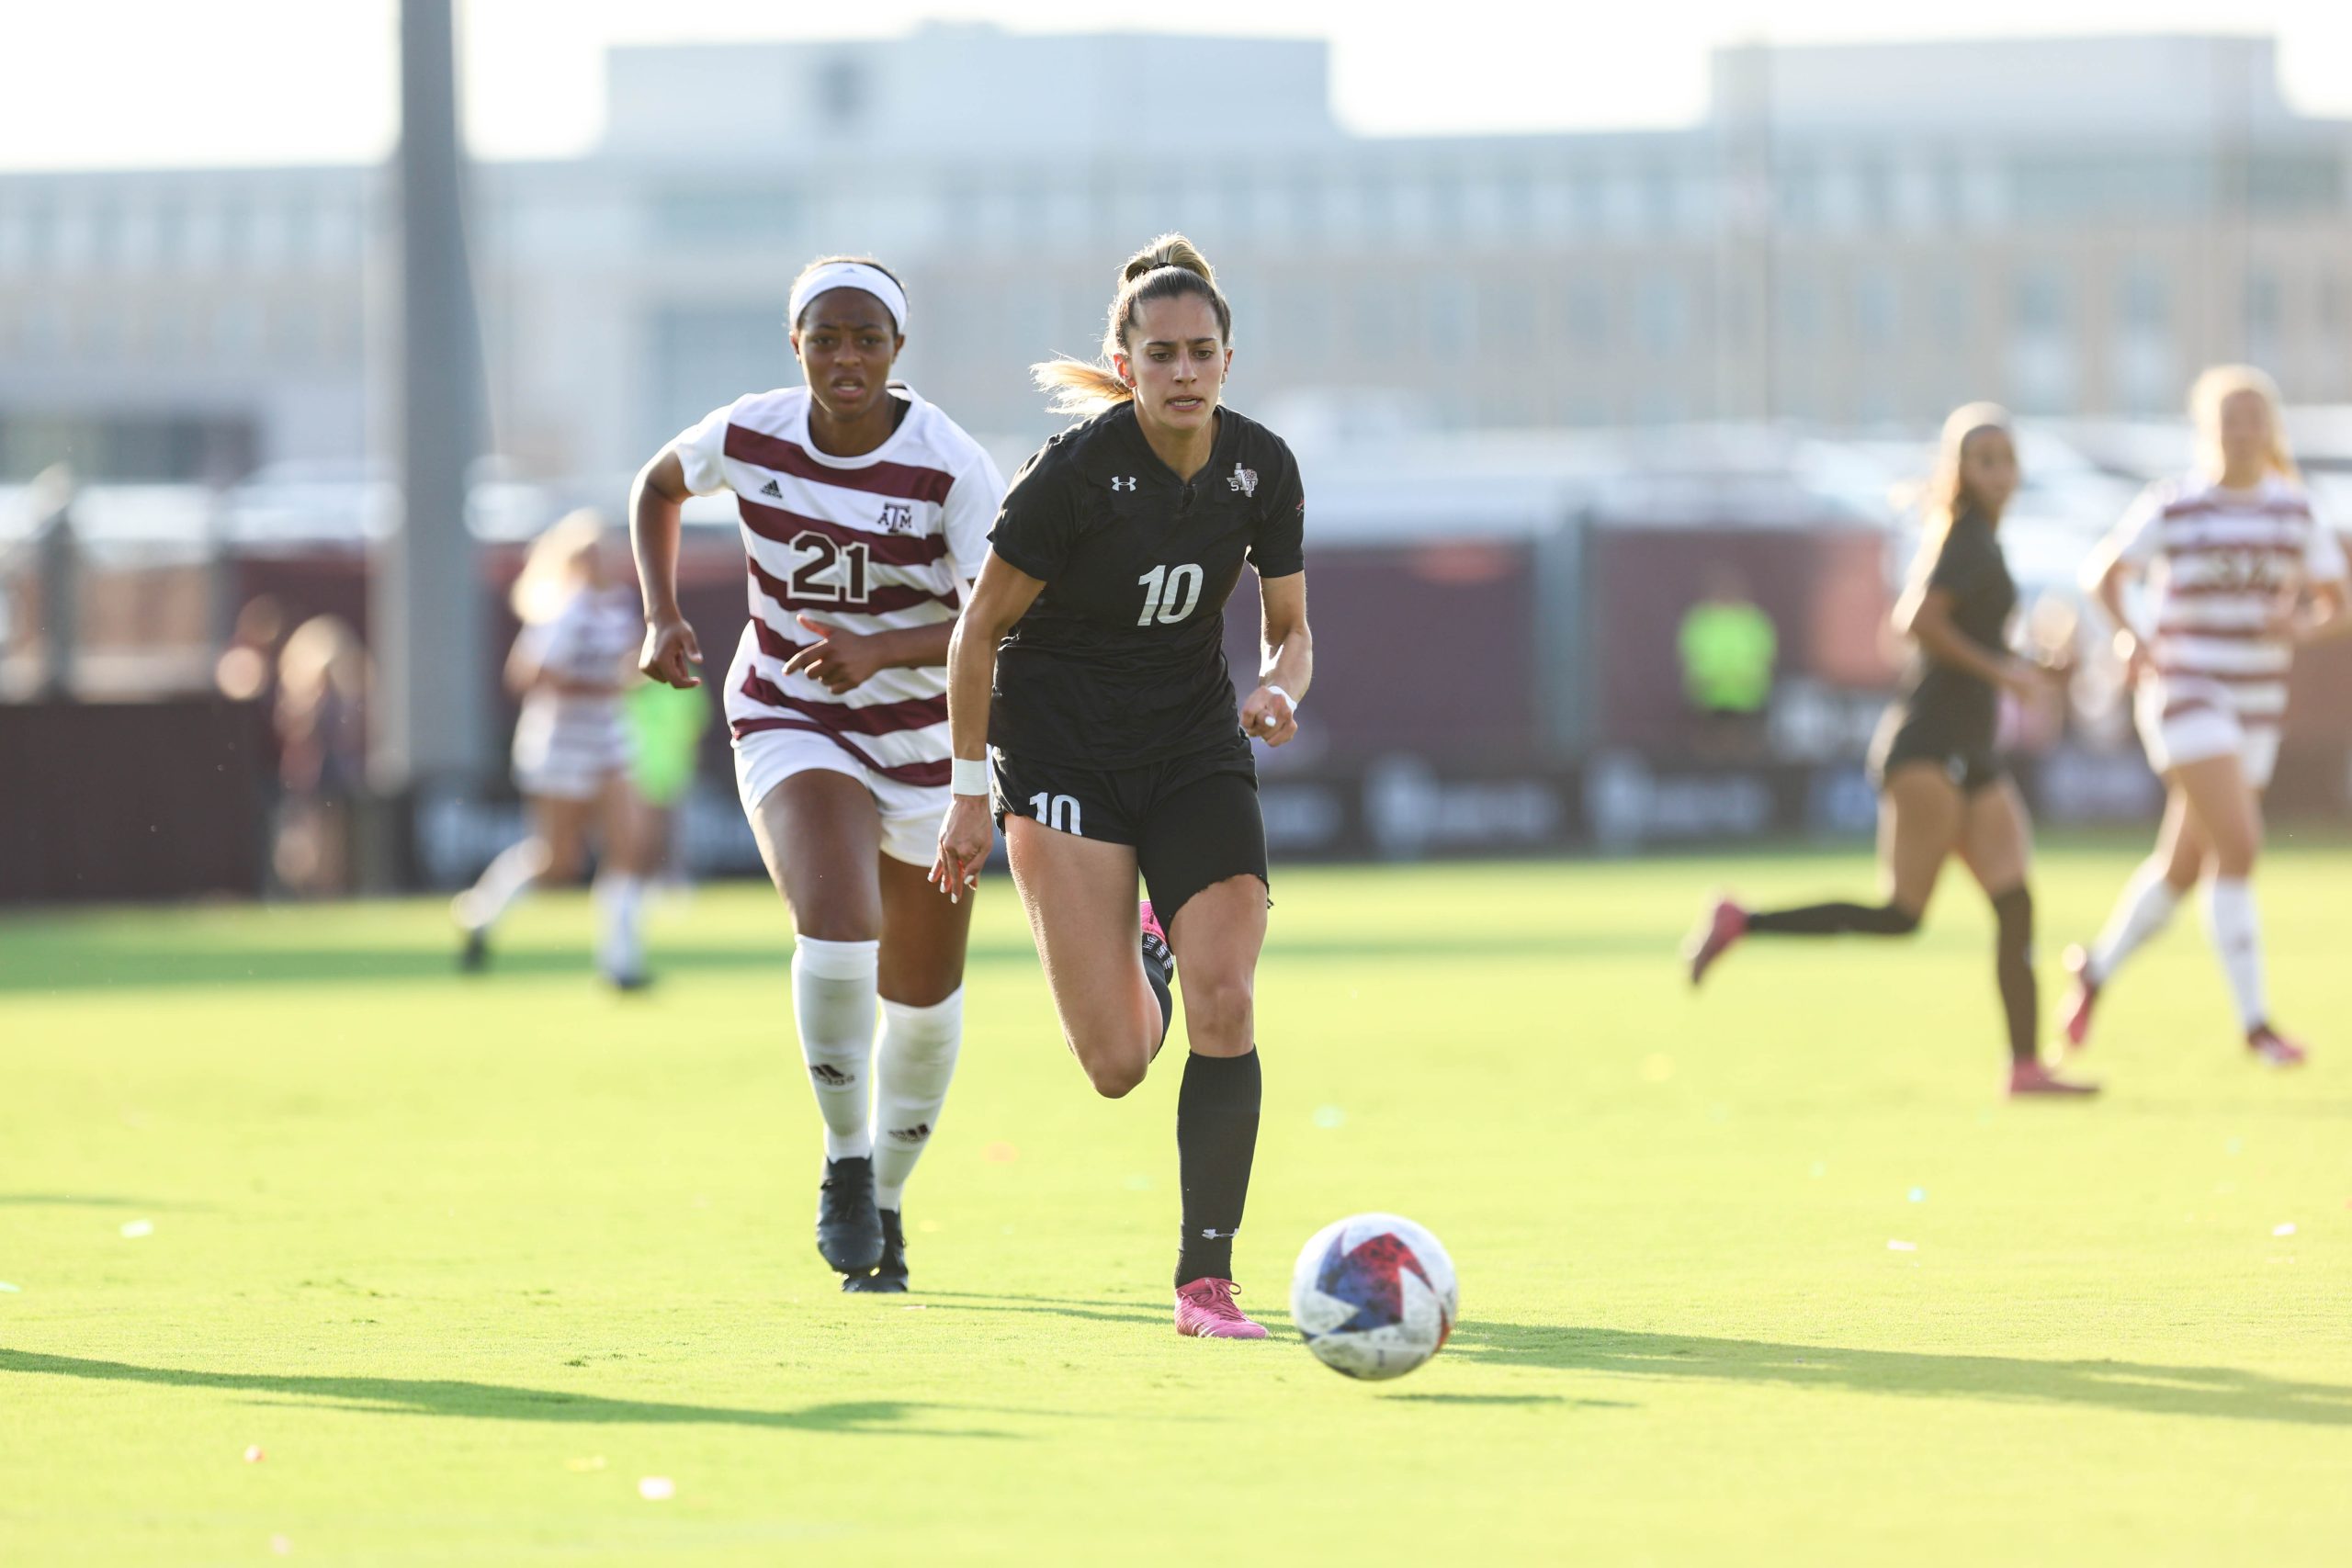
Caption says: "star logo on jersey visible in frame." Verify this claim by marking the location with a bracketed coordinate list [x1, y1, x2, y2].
[759, 479, 783, 499]
[877, 502, 914, 533]
[1314, 1230, 1434, 1334]
[1111, 476, 1136, 492]
[1227, 462, 1258, 498]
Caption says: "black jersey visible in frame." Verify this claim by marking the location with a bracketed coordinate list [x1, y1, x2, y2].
[987, 402, 1305, 767]
[1897, 510, 2016, 745]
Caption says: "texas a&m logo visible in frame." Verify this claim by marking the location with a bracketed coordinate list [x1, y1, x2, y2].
[876, 501, 915, 533]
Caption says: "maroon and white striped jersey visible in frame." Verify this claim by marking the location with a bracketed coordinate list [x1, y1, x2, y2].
[2097, 474, 2348, 730]
[672, 386, 1003, 790]
[511, 584, 640, 784]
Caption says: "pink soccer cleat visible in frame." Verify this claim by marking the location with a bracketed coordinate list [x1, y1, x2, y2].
[1174, 1278, 1267, 1339]
[1139, 898, 1169, 950]
[1684, 897, 1747, 987]
[2247, 1024, 2309, 1068]
[2057, 944, 2099, 1052]
[2008, 1059, 2099, 1098]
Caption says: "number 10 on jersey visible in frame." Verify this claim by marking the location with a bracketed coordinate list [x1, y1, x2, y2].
[1136, 563, 1204, 626]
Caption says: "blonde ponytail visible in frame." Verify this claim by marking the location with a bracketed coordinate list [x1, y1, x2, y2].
[1032, 233, 1233, 418]
[2190, 363, 2300, 482]
[512, 509, 605, 624]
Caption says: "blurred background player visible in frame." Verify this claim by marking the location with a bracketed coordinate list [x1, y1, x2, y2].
[1678, 564, 1776, 760]
[272, 614, 369, 899]
[633, 256, 1002, 1293]
[452, 510, 651, 988]
[2061, 367, 2350, 1066]
[1686, 405, 2091, 1096]
[623, 671, 711, 897]
[933, 235, 1313, 1339]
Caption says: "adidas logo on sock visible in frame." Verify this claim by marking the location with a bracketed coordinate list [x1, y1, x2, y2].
[760, 479, 783, 498]
[887, 1122, 932, 1144]
[809, 1064, 854, 1087]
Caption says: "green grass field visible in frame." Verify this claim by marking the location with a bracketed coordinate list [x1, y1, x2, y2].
[5, 844, 2350, 1564]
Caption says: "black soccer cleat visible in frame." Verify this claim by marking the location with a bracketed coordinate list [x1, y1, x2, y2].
[815, 1156, 885, 1274]
[842, 1208, 908, 1293]
[458, 926, 489, 974]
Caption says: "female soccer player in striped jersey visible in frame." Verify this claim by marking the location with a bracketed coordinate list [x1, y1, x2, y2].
[2059, 367, 2349, 1066]
[630, 256, 1007, 1292]
[454, 510, 652, 987]
[1685, 405, 2094, 1096]
[933, 235, 1313, 1339]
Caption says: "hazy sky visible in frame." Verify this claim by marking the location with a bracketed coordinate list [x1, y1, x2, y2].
[7, 0, 2350, 170]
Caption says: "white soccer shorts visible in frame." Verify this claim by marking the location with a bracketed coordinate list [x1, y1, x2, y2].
[733, 725, 946, 867]
[2133, 676, 2280, 789]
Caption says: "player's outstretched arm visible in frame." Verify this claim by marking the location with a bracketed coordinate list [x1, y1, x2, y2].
[630, 448, 703, 689]
[931, 552, 1046, 900]
[1240, 571, 1311, 747]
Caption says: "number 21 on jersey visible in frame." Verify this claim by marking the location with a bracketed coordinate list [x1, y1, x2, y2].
[1136, 563, 1204, 626]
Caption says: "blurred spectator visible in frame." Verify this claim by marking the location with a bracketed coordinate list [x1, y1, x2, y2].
[1679, 564, 1777, 758]
[274, 615, 369, 897]
[214, 594, 287, 704]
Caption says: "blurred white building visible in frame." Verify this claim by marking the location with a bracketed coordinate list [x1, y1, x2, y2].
[1, 28, 2347, 487]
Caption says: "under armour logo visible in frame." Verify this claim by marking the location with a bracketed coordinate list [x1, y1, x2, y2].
[759, 479, 783, 499]
[1111, 476, 1136, 492]
[1226, 463, 1257, 498]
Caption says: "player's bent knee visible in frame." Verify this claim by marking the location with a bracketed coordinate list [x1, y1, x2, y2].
[1081, 1053, 1148, 1099]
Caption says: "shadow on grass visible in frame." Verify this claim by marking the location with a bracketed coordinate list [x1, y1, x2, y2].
[0, 1193, 193, 1210]
[1451, 1322, 2352, 1428]
[0, 931, 1655, 996]
[0, 1348, 1015, 1438]
[911, 1295, 2352, 1428]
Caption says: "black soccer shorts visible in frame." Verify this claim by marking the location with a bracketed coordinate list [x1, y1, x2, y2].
[991, 741, 1269, 924]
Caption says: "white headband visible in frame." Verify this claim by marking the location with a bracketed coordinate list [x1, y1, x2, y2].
[789, 262, 908, 335]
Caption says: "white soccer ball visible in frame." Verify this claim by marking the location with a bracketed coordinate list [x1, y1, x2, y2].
[1290, 1213, 1458, 1380]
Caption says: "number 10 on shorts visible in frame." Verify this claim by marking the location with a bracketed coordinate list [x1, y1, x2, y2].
[1029, 793, 1082, 835]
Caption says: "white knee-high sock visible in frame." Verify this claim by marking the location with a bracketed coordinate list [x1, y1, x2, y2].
[873, 989, 964, 1212]
[792, 937, 879, 1160]
[2202, 878, 2267, 1032]
[457, 839, 544, 931]
[2086, 857, 2181, 984]
[594, 874, 644, 978]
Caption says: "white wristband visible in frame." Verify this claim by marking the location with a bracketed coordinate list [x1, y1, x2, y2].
[950, 755, 990, 797]
[1254, 685, 1296, 733]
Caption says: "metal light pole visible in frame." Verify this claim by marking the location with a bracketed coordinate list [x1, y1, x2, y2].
[372, 0, 488, 825]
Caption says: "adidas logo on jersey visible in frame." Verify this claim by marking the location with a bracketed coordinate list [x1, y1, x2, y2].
[1111, 476, 1137, 492]
[759, 479, 783, 499]
[1227, 463, 1257, 498]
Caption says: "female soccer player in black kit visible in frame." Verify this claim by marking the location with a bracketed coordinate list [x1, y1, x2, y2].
[933, 235, 1312, 1338]
[1684, 404, 2095, 1097]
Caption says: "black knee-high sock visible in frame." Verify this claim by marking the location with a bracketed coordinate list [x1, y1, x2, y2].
[1991, 886, 2038, 1065]
[1746, 901, 1920, 936]
[1175, 1050, 1261, 1288]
